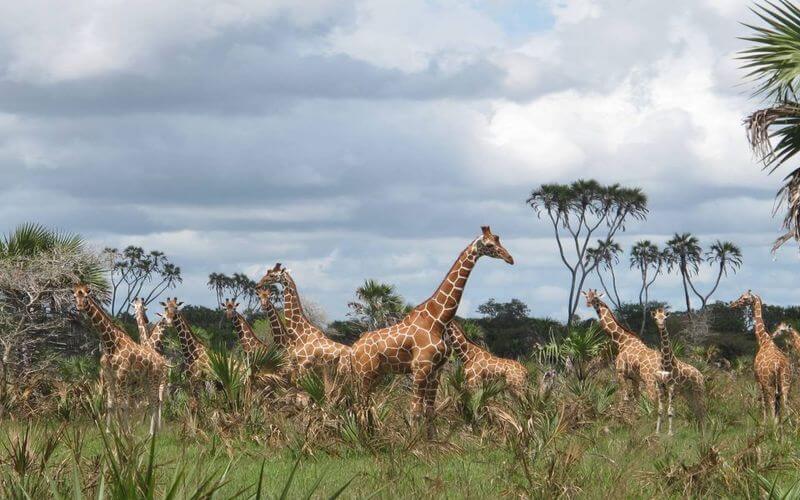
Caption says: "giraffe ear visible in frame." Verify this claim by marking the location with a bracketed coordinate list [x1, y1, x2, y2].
[178, 301, 184, 307]
[597, 291, 605, 298]
[155, 312, 163, 317]
[159, 302, 166, 307]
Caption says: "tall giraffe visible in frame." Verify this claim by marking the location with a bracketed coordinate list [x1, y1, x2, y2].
[223, 299, 267, 353]
[584, 290, 705, 419]
[443, 320, 527, 394]
[348, 226, 514, 436]
[257, 264, 350, 378]
[651, 308, 676, 435]
[256, 287, 294, 350]
[132, 298, 150, 344]
[73, 285, 167, 434]
[161, 298, 212, 390]
[730, 290, 791, 424]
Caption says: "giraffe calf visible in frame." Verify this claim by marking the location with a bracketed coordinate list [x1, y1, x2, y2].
[444, 321, 529, 395]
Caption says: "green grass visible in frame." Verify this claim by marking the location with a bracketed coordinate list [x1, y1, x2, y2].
[6, 357, 800, 498]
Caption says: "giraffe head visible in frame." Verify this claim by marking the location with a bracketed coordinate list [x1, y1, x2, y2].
[160, 297, 184, 326]
[773, 321, 794, 339]
[582, 289, 605, 308]
[132, 297, 146, 315]
[73, 284, 92, 311]
[223, 298, 240, 319]
[651, 307, 670, 329]
[729, 290, 756, 309]
[473, 226, 514, 264]
[257, 262, 289, 289]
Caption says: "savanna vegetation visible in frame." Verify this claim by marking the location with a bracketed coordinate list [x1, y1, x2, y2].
[7, 2, 800, 498]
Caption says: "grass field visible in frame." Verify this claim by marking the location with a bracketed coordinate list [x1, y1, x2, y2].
[4, 354, 800, 499]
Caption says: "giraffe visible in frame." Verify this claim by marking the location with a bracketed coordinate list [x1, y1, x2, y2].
[145, 315, 168, 354]
[346, 226, 514, 436]
[584, 290, 705, 420]
[132, 297, 150, 344]
[651, 308, 676, 435]
[443, 320, 527, 394]
[256, 287, 294, 350]
[73, 284, 167, 434]
[223, 299, 267, 353]
[257, 264, 350, 380]
[730, 290, 791, 424]
[161, 297, 213, 393]
[773, 321, 800, 356]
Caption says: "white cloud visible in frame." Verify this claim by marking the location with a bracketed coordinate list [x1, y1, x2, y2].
[325, 0, 506, 72]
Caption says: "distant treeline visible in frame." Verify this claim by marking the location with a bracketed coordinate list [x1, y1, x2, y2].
[112, 298, 800, 362]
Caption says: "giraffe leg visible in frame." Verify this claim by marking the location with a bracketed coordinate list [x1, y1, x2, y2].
[615, 369, 630, 401]
[666, 383, 675, 436]
[644, 377, 659, 404]
[656, 384, 664, 434]
[102, 365, 115, 431]
[149, 376, 166, 435]
[423, 369, 442, 439]
[763, 384, 776, 425]
[411, 362, 434, 421]
[781, 370, 791, 424]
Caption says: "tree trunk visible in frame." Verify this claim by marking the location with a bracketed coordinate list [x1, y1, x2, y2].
[680, 266, 692, 313]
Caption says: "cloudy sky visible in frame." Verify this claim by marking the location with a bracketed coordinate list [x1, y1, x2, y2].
[0, 0, 796, 322]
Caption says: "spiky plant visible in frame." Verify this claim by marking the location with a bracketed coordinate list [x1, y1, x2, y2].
[207, 350, 248, 412]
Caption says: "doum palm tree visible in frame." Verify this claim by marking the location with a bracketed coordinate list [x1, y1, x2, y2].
[742, 1, 800, 250]
[665, 233, 702, 313]
[629, 240, 663, 333]
[586, 239, 623, 310]
[690, 241, 743, 308]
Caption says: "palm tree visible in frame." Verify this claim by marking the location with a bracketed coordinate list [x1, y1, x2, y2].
[629, 240, 663, 333]
[586, 239, 623, 309]
[0, 223, 108, 293]
[665, 233, 702, 313]
[347, 279, 406, 331]
[742, 1, 800, 250]
[691, 241, 743, 308]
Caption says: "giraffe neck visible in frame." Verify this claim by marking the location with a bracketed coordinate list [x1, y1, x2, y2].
[594, 301, 638, 349]
[421, 242, 479, 325]
[147, 317, 167, 353]
[174, 313, 205, 363]
[230, 311, 261, 352]
[444, 323, 477, 363]
[790, 330, 800, 354]
[281, 274, 315, 335]
[84, 297, 126, 355]
[751, 297, 773, 349]
[259, 294, 291, 347]
[134, 308, 149, 341]
[656, 322, 674, 374]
